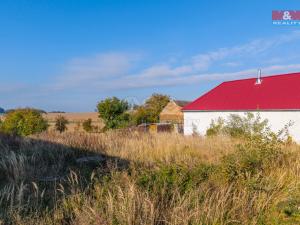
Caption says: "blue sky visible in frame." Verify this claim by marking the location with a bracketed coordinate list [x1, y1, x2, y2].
[1, 0, 300, 112]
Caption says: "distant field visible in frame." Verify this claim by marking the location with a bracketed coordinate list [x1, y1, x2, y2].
[1, 112, 104, 132]
[45, 112, 104, 132]
[44, 112, 99, 122]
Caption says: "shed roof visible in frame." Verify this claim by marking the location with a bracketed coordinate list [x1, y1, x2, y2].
[173, 100, 191, 107]
[182, 72, 300, 111]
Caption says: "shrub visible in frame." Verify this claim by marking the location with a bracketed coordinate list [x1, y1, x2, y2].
[132, 93, 170, 124]
[220, 134, 284, 182]
[219, 116, 288, 182]
[82, 118, 93, 132]
[55, 115, 69, 133]
[137, 163, 215, 195]
[206, 113, 276, 139]
[206, 118, 225, 136]
[97, 97, 130, 129]
[0, 108, 48, 136]
[205, 113, 293, 182]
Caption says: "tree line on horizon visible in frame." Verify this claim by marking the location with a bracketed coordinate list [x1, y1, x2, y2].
[0, 93, 170, 136]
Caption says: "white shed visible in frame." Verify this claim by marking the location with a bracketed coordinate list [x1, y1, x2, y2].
[182, 72, 300, 142]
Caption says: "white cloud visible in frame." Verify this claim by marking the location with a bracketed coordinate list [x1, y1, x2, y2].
[190, 30, 300, 71]
[223, 62, 241, 67]
[55, 52, 141, 89]
[137, 30, 300, 81]
[51, 30, 300, 91]
[137, 65, 193, 78]
[79, 63, 300, 91]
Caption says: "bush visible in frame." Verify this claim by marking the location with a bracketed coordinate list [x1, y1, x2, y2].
[219, 114, 289, 182]
[97, 97, 130, 129]
[137, 163, 215, 195]
[132, 93, 170, 124]
[0, 108, 48, 136]
[205, 113, 292, 182]
[55, 115, 69, 133]
[220, 137, 283, 182]
[206, 118, 225, 136]
[82, 118, 93, 132]
[206, 113, 276, 139]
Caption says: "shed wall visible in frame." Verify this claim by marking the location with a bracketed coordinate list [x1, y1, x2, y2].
[160, 101, 183, 123]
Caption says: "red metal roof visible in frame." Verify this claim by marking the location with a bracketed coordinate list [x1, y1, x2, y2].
[182, 72, 300, 111]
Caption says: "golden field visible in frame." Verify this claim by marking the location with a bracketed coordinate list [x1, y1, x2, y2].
[1, 130, 300, 224]
[44, 112, 104, 132]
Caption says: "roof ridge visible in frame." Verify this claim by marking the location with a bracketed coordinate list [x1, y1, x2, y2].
[222, 71, 300, 84]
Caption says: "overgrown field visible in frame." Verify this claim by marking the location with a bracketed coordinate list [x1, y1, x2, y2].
[1, 130, 300, 224]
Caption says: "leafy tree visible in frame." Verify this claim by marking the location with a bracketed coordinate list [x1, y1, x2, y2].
[97, 97, 130, 129]
[0, 107, 4, 114]
[0, 108, 48, 136]
[132, 106, 149, 125]
[55, 115, 69, 133]
[83, 118, 93, 132]
[133, 93, 170, 124]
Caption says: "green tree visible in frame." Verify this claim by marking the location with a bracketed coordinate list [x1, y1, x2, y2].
[97, 97, 130, 129]
[132, 106, 149, 125]
[55, 115, 69, 133]
[0, 108, 48, 136]
[82, 118, 93, 132]
[0, 107, 4, 114]
[133, 93, 170, 124]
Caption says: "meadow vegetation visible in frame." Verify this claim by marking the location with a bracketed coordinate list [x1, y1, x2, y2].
[0, 112, 300, 224]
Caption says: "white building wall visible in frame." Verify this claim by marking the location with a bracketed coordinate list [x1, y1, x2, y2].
[184, 111, 300, 142]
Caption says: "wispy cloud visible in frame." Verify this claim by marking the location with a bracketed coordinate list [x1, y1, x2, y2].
[190, 30, 300, 70]
[222, 62, 241, 67]
[54, 52, 141, 89]
[84, 63, 300, 90]
[2, 31, 300, 111]
[51, 30, 300, 91]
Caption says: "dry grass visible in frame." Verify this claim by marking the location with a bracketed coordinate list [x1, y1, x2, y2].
[1, 131, 300, 224]
[35, 131, 236, 164]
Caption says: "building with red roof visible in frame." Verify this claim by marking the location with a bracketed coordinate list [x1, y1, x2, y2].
[182, 72, 300, 141]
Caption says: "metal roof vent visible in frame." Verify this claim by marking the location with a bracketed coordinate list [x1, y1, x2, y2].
[255, 69, 262, 85]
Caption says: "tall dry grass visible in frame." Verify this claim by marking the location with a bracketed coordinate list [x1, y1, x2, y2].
[34, 131, 237, 165]
[0, 131, 300, 224]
